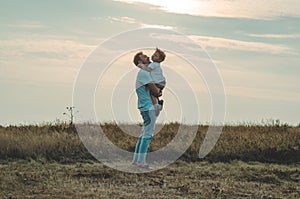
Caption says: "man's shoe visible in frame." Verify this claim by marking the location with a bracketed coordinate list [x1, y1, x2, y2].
[137, 164, 153, 170]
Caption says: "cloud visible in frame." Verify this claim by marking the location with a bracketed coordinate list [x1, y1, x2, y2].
[140, 23, 173, 30]
[189, 35, 295, 54]
[115, 0, 300, 20]
[0, 38, 96, 85]
[103, 16, 175, 30]
[246, 33, 300, 39]
[0, 39, 95, 62]
[6, 21, 45, 29]
[106, 16, 137, 24]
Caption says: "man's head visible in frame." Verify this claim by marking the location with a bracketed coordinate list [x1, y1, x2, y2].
[151, 48, 166, 63]
[133, 52, 150, 66]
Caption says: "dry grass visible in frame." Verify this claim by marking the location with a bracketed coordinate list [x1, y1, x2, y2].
[0, 124, 92, 162]
[0, 123, 299, 198]
[0, 123, 299, 164]
[0, 160, 299, 198]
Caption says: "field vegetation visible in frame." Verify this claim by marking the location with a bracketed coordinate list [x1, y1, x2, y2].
[0, 123, 299, 164]
[0, 123, 299, 198]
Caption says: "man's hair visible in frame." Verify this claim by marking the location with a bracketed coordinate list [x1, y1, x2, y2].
[133, 52, 143, 66]
[156, 48, 166, 62]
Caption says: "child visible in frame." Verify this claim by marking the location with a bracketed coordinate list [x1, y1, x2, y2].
[138, 48, 166, 116]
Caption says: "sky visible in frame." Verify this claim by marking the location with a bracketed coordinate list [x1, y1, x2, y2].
[0, 0, 299, 126]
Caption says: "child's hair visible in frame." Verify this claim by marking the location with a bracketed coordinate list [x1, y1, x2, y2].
[155, 48, 166, 62]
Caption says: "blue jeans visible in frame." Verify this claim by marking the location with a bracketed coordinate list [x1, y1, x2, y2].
[133, 110, 156, 163]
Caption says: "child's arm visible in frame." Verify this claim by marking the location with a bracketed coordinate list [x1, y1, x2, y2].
[137, 63, 152, 72]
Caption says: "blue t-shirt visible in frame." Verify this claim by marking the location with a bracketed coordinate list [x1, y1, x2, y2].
[136, 70, 154, 111]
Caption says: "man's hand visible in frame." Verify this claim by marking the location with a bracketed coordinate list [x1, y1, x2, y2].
[147, 82, 162, 97]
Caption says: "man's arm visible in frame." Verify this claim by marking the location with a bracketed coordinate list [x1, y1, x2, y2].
[146, 82, 162, 97]
[137, 63, 152, 72]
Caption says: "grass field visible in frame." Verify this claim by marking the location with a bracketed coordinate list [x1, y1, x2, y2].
[0, 123, 299, 198]
[1, 160, 299, 198]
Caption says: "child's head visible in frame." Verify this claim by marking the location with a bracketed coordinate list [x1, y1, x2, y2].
[151, 48, 166, 63]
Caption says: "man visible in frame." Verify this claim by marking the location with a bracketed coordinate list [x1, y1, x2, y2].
[132, 52, 162, 168]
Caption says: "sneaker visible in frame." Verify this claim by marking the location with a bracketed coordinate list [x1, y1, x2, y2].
[137, 164, 153, 170]
[131, 162, 138, 166]
[158, 100, 164, 108]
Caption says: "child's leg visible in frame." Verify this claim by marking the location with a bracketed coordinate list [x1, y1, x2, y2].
[155, 83, 164, 110]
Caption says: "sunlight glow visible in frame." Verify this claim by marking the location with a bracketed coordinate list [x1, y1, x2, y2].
[115, 0, 300, 19]
[116, 0, 210, 16]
